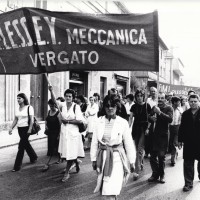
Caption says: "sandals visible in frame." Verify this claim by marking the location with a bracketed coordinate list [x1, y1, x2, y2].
[42, 164, 49, 172]
[62, 173, 70, 182]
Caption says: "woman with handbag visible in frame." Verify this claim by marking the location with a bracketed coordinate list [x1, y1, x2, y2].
[49, 86, 85, 182]
[90, 95, 136, 200]
[8, 93, 38, 172]
[42, 99, 61, 172]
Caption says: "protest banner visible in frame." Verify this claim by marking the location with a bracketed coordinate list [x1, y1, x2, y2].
[0, 7, 159, 74]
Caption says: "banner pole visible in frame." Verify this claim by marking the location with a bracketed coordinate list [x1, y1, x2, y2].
[44, 73, 61, 112]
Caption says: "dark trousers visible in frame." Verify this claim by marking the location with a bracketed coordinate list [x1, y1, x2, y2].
[184, 159, 200, 187]
[14, 126, 38, 170]
[150, 150, 166, 178]
[169, 125, 179, 164]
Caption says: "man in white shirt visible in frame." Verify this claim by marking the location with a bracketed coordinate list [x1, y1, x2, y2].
[147, 87, 158, 108]
[169, 96, 183, 166]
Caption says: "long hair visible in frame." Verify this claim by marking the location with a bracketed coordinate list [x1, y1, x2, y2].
[17, 93, 29, 105]
[135, 89, 145, 102]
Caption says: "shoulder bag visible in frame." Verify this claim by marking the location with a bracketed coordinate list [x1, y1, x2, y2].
[28, 106, 41, 135]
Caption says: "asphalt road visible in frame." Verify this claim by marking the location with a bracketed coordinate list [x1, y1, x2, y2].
[0, 138, 199, 200]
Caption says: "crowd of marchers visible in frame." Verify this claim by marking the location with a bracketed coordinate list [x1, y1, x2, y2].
[8, 86, 200, 199]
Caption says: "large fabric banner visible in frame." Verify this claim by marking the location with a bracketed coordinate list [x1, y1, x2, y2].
[0, 8, 159, 74]
[148, 81, 200, 96]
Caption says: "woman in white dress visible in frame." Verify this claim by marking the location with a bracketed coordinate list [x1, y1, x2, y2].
[90, 95, 136, 200]
[49, 87, 85, 182]
[85, 96, 99, 149]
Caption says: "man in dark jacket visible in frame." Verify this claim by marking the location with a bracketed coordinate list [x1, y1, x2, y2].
[178, 94, 200, 192]
[148, 92, 173, 184]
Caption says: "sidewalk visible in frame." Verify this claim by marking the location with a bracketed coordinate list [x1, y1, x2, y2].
[0, 122, 46, 149]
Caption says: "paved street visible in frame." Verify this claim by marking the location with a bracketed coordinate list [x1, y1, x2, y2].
[0, 138, 200, 200]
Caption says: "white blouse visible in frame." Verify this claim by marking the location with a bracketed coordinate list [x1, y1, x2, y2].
[15, 105, 34, 127]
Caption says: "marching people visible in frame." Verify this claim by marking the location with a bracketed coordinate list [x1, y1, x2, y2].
[125, 93, 135, 120]
[180, 96, 190, 112]
[169, 96, 183, 166]
[93, 92, 103, 117]
[85, 96, 99, 150]
[148, 92, 173, 184]
[145, 86, 158, 158]
[8, 93, 38, 172]
[178, 94, 200, 192]
[76, 95, 88, 114]
[90, 94, 136, 200]
[129, 89, 151, 180]
[49, 86, 85, 182]
[42, 99, 61, 172]
[166, 92, 173, 106]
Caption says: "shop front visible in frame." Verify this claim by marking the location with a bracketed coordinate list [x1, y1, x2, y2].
[69, 71, 88, 97]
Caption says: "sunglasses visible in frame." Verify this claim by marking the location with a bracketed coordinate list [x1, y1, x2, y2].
[105, 103, 117, 108]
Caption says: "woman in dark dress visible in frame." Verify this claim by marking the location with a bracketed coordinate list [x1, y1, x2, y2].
[129, 89, 151, 180]
[42, 99, 61, 171]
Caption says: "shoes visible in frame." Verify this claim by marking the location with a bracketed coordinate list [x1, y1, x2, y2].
[42, 164, 49, 172]
[159, 177, 165, 184]
[183, 185, 193, 192]
[62, 173, 70, 182]
[12, 168, 20, 172]
[133, 172, 139, 181]
[30, 159, 37, 164]
[76, 164, 80, 173]
[148, 176, 159, 182]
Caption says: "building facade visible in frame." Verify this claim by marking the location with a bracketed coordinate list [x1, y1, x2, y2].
[0, 0, 132, 128]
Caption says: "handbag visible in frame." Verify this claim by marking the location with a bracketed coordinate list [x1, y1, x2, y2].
[78, 122, 87, 133]
[73, 104, 87, 133]
[28, 106, 41, 135]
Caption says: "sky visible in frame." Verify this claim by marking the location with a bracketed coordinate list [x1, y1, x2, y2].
[124, 0, 200, 87]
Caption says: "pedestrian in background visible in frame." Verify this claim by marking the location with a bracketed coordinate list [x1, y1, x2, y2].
[9, 93, 38, 172]
[125, 93, 135, 120]
[49, 86, 85, 182]
[93, 92, 103, 117]
[148, 92, 173, 184]
[180, 96, 190, 112]
[85, 96, 99, 150]
[42, 99, 61, 172]
[129, 89, 151, 180]
[145, 86, 158, 158]
[90, 95, 135, 200]
[76, 95, 88, 114]
[169, 96, 182, 166]
[178, 94, 200, 192]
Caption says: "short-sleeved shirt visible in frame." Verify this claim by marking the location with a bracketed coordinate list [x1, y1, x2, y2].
[15, 105, 34, 127]
[130, 103, 151, 138]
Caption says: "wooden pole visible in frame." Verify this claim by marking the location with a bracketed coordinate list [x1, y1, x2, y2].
[44, 73, 61, 112]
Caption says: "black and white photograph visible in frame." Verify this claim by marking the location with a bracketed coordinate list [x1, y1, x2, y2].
[0, 0, 200, 199]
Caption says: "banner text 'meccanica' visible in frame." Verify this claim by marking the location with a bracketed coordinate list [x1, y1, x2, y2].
[0, 16, 147, 50]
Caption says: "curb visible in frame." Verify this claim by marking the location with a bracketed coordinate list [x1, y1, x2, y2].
[0, 136, 47, 150]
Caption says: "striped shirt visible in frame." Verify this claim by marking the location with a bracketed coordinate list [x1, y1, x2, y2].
[102, 118, 115, 144]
